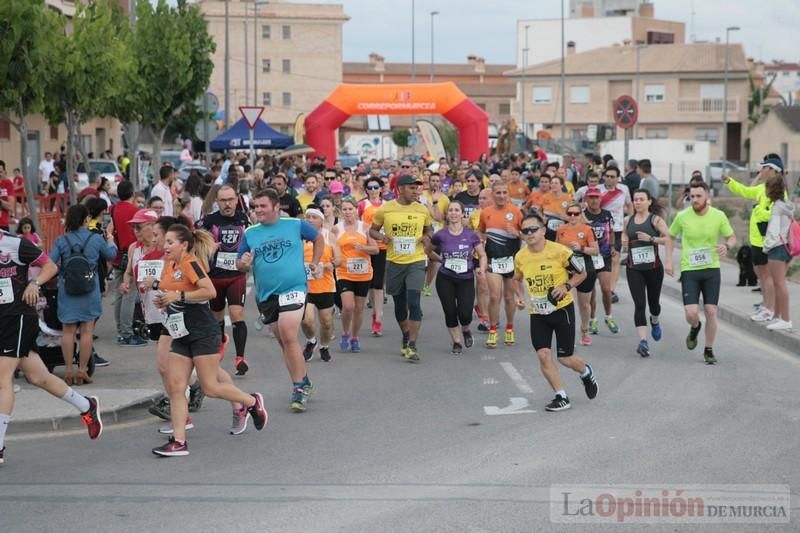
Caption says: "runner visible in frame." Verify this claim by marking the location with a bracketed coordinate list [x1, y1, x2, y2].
[583, 187, 619, 335]
[301, 208, 337, 362]
[237, 188, 324, 412]
[469, 188, 494, 332]
[359, 177, 386, 337]
[598, 166, 632, 303]
[524, 172, 552, 212]
[0, 231, 103, 465]
[150, 224, 267, 456]
[453, 171, 482, 220]
[479, 182, 523, 349]
[369, 175, 433, 362]
[556, 202, 599, 346]
[622, 190, 674, 358]
[334, 198, 379, 353]
[421, 172, 450, 297]
[513, 212, 598, 412]
[196, 185, 252, 377]
[668, 181, 736, 364]
[428, 201, 487, 353]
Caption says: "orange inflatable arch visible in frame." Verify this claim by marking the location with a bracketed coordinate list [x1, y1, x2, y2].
[304, 82, 489, 163]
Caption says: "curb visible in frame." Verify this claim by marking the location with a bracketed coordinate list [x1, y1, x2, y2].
[7, 392, 162, 436]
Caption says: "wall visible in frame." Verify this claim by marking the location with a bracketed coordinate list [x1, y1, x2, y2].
[749, 112, 800, 166]
[516, 17, 631, 67]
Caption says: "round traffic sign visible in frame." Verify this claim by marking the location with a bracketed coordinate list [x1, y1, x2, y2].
[613, 95, 638, 129]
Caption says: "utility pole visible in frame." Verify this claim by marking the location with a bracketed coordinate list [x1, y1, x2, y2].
[244, 11, 249, 105]
[430, 11, 439, 81]
[522, 24, 530, 144]
[224, 0, 230, 127]
[560, 0, 566, 141]
[722, 26, 740, 179]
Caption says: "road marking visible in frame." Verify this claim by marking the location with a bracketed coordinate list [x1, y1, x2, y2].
[481, 355, 496, 361]
[483, 377, 499, 385]
[499, 362, 534, 394]
[483, 397, 536, 415]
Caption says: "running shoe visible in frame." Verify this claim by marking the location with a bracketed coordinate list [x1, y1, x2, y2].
[303, 340, 317, 361]
[422, 285, 432, 297]
[650, 319, 662, 342]
[158, 417, 194, 435]
[605, 316, 619, 334]
[116, 335, 127, 345]
[486, 330, 498, 349]
[766, 319, 793, 331]
[545, 395, 571, 412]
[401, 338, 410, 357]
[404, 344, 420, 363]
[581, 364, 598, 399]
[290, 388, 307, 413]
[254, 317, 264, 331]
[320, 346, 332, 362]
[371, 320, 383, 337]
[588, 318, 599, 335]
[188, 382, 205, 412]
[611, 292, 620, 304]
[581, 334, 592, 346]
[122, 335, 148, 347]
[148, 396, 171, 420]
[751, 309, 774, 322]
[339, 334, 351, 352]
[637, 340, 651, 358]
[686, 322, 702, 350]
[451, 342, 463, 355]
[302, 378, 314, 399]
[218, 334, 229, 362]
[230, 406, 251, 435]
[477, 321, 491, 333]
[504, 328, 515, 346]
[249, 393, 268, 429]
[81, 396, 103, 440]
[152, 437, 189, 457]
[93, 355, 110, 367]
[703, 348, 717, 365]
[350, 338, 361, 353]
[463, 330, 474, 348]
[0, 446, 4, 465]
[234, 356, 249, 377]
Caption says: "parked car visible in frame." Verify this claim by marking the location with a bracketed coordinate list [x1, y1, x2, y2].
[75, 159, 124, 194]
[708, 160, 748, 180]
[177, 160, 209, 181]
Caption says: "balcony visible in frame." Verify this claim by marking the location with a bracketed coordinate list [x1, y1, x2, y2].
[677, 98, 739, 114]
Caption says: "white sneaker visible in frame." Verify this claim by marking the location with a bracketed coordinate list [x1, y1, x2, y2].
[766, 319, 793, 331]
[751, 309, 774, 322]
[13, 384, 20, 393]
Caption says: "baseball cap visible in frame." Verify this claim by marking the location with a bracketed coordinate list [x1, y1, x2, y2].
[130, 209, 159, 224]
[759, 157, 784, 172]
[328, 181, 345, 194]
[396, 175, 422, 186]
[585, 187, 602, 198]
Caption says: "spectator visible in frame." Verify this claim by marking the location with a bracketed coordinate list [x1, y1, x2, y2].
[78, 171, 100, 202]
[132, 192, 146, 208]
[183, 173, 204, 223]
[109, 180, 140, 345]
[637, 159, 659, 199]
[49, 204, 117, 385]
[272, 174, 302, 217]
[0, 167, 13, 232]
[39, 152, 55, 192]
[151, 166, 175, 216]
[85, 196, 110, 294]
[12, 168, 25, 204]
[147, 195, 165, 217]
[763, 171, 794, 331]
[676, 171, 704, 211]
[623, 159, 640, 192]
[15, 217, 42, 247]
[98, 177, 113, 206]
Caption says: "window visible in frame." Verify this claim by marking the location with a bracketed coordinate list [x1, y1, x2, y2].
[263, 92, 271, 106]
[279, 125, 290, 134]
[50, 125, 59, 140]
[477, 103, 486, 111]
[644, 84, 665, 102]
[499, 103, 511, 115]
[282, 92, 291, 107]
[262, 59, 271, 73]
[645, 128, 668, 139]
[0, 120, 9, 141]
[570, 85, 590, 104]
[262, 25, 270, 39]
[282, 25, 291, 40]
[695, 127, 719, 144]
[282, 59, 291, 74]
[700, 84, 724, 99]
[533, 86, 552, 104]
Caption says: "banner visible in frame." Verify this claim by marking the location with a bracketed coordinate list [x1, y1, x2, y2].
[416, 119, 446, 161]
[294, 113, 306, 144]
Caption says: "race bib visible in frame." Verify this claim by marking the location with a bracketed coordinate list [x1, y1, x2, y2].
[687, 247, 712, 267]
[215, 252, 238, 271]
[444, 257, 468, 274]
[278, 290, 305, 307]
[393, 236, 416, 255]
[572, 255, 586, 272]
[137, 260, 164, 282]
[531, 295, 557, 315]
[164, 312, 189, 339]
[491, 256, 514, 274]
[631, 245, 656, 265]
[347, 258, 369, 274]
[304, 263, 314, 281]
[592, 255, 605, 270]
[0, 278, 14, 304]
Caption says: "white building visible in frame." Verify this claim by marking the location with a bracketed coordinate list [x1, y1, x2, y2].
[764, 63, 800, 105]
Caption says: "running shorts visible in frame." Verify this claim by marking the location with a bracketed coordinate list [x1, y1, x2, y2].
[680, 268, 721, 306]
[529, 303, 576, 357]
[209, 274, 247, 312]
[0, 314, 38, 358]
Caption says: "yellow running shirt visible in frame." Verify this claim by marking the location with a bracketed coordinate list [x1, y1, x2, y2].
[514, 240, 575, 315]
[372, 200, 432, 264]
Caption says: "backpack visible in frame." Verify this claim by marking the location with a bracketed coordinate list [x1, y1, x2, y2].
[784, 219, 800, 257]
[62, 233, 97, 295]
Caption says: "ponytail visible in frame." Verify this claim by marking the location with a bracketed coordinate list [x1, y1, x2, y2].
[191, 229, 216, 272]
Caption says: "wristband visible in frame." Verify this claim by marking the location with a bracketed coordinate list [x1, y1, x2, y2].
[151, 280, 160, 290]
[564, 282, 572, 291]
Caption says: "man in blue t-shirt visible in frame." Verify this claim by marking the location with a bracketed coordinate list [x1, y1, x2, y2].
[238, 188, 323, 413]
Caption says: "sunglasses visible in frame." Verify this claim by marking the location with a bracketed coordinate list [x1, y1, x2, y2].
[324, 177, 335, 181]
[366, 185, 381, 190]
[520, 226, 542, 235]
[401, 165, 412, 168]
[566, 211, 581, 216]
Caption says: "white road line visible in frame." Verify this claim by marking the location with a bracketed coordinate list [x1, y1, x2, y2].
[499, 362, 534, 394]
[483, 377, 499, 385]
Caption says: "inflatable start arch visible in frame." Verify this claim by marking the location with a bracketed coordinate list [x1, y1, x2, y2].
[304, 82, 489, 162]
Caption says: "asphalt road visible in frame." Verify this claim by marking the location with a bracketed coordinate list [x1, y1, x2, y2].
[2, 290, 798, 532]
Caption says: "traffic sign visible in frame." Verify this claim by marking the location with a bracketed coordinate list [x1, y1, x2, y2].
[239, 106, 264, 129]
[613, 95, 638, 129]
[196, 92, 219, 114]
[194, 119, 218, 141]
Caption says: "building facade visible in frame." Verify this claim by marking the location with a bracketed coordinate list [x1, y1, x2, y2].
[763, 63, 800, 105]
[506, 42, 750, 161]
[749, 106, 800, 174]
[199, 0, 348, 135]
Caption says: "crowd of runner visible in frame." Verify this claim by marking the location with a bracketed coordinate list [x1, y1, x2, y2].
[0, 149, 795, 460]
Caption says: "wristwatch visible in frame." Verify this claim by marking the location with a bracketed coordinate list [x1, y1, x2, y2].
[564, 282, 572, 291]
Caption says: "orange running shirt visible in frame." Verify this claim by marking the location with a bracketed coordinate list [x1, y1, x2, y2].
[304, 238, 335, 294]
[335, 221, 373, 282]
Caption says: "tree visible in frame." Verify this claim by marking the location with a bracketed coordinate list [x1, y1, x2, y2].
[0, 0, 55, 230]
[43, 0, 133, 203]
[392, 129, 410, 148]
[745, 72, 778, 163]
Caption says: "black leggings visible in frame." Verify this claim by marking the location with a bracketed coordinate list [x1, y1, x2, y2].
[626, 267, 664, 327]
[435, 273, 475, 328]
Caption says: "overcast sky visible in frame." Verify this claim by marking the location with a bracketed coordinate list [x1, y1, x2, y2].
[310, 0, 799, 65]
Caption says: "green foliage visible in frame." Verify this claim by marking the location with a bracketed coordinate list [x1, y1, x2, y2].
[392, 129, 410, 148]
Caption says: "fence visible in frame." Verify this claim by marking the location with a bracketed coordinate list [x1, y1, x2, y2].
[8, 193, 70, 254]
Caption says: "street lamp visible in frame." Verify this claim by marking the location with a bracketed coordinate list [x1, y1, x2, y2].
[560, 0, 565, 141]
[522, 24, 530, 142]
[429, 11, 439, 81]
[634, 44, 648, 139]
[411, 0, 416, 82]
[722, 26, 740, 177]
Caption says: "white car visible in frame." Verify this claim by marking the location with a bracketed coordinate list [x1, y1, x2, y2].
[76, 159, 124, 194]
[707, 160, 747, 180]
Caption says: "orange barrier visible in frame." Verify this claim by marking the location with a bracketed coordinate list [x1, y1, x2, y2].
[40, 211, 64, 254]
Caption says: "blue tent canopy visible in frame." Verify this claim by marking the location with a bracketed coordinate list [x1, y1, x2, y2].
[209, 117, 293, 151]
